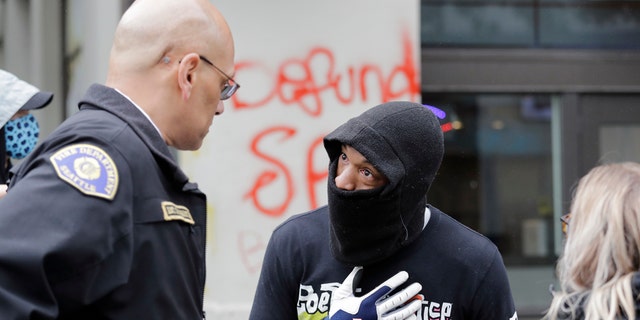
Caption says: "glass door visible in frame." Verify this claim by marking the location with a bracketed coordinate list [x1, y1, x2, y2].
[562, 94, 640, 213]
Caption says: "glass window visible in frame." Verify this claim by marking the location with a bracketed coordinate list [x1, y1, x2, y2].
[425, 93, 557, 265]
[421, 2, 535, 47]
[599, 125, 640, 162]
[421, 0, 640, 49]
[539, 3, 640, 49]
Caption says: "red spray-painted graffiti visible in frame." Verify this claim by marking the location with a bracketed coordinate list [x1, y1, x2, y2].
[243, 126, 297, 217]
[237, 230, 265, 274]
[243, 128, 328, 218]
[238, 32, 420, 218]
[306, 136, 328, 210]
[230, 31, 419, 117]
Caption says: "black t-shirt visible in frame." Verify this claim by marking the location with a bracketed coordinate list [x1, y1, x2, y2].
[249, 205, 518, 320]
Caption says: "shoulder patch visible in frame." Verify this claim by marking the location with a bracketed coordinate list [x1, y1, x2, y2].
[50, 144, 119, 200]
[161, 201, 195, 225]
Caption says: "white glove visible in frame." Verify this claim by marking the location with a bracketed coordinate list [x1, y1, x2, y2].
[328, 266, 422, 320]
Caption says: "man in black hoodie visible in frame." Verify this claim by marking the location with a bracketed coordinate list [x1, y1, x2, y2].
[250, 101, 518, 320]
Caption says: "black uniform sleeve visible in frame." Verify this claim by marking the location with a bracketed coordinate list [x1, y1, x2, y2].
[249, 225, 301, 320]
[469, 248, 519, 320]
[0, 139, 134, 319]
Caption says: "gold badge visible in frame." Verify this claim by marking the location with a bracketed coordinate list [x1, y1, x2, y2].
[50, 144, 119, 200]
[161, 201, 195, 225]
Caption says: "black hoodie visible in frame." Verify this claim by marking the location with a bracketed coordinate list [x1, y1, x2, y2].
[323, 101, 444, 266]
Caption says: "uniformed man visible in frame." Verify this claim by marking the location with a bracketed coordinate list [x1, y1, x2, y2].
[0, 0, 238, 318]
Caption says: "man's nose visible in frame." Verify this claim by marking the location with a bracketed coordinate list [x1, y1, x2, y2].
[334, 168, 356, 191]
[215, 100, 225, 115]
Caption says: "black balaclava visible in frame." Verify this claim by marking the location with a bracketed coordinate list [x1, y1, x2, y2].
[323, 101, 444, 266]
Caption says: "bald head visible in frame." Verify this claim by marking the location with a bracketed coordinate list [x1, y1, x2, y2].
[105, 0, 236, 151]
[107, 0, 233, 81]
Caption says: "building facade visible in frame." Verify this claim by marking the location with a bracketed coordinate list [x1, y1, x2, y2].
[2, 0, 639, 318]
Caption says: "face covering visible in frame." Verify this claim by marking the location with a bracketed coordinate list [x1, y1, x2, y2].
[4, 113, 40, 159]
[327, 159, 411, 266]
[323, 101, 444, 266]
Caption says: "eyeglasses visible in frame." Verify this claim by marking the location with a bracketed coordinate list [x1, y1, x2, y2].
[198, 55, 240, 100]
[560, 213, 571, 235]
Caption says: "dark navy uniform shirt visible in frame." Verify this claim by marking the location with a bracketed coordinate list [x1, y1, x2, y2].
[0, 84, 207, 319]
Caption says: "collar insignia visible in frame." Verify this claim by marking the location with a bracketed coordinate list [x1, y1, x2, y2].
[50, 144, 119, 200]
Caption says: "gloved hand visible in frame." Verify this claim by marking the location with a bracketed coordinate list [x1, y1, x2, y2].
[328, 266, 422, 320]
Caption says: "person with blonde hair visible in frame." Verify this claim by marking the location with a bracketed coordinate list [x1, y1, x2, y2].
[544, 162, 640, 320]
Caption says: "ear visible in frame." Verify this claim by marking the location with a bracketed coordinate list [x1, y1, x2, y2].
[177, 53, 201, 101]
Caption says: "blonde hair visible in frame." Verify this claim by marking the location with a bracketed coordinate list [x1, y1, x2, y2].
[544, 162, 640, 320]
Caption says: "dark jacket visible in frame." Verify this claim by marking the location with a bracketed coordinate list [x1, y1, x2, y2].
[555, 273, 640, 319]
[0, 84, 207, 319]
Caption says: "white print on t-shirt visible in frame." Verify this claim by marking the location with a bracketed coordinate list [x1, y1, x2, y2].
[296, 283, 457, 320]
[418, 298, 453, 320]
[297, 282, 340, 316]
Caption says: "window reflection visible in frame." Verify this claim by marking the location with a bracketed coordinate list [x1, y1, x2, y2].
[421, 0, 640, 49]
[426, 93, 556, 264]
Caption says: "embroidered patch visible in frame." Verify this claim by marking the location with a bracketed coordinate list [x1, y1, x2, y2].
[161, 201, 194, 225]
[50, 144, 119, 200]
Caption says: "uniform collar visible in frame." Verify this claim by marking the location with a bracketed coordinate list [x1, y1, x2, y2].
[113, 88, 163, 138]
[78, 84, 190, 186]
